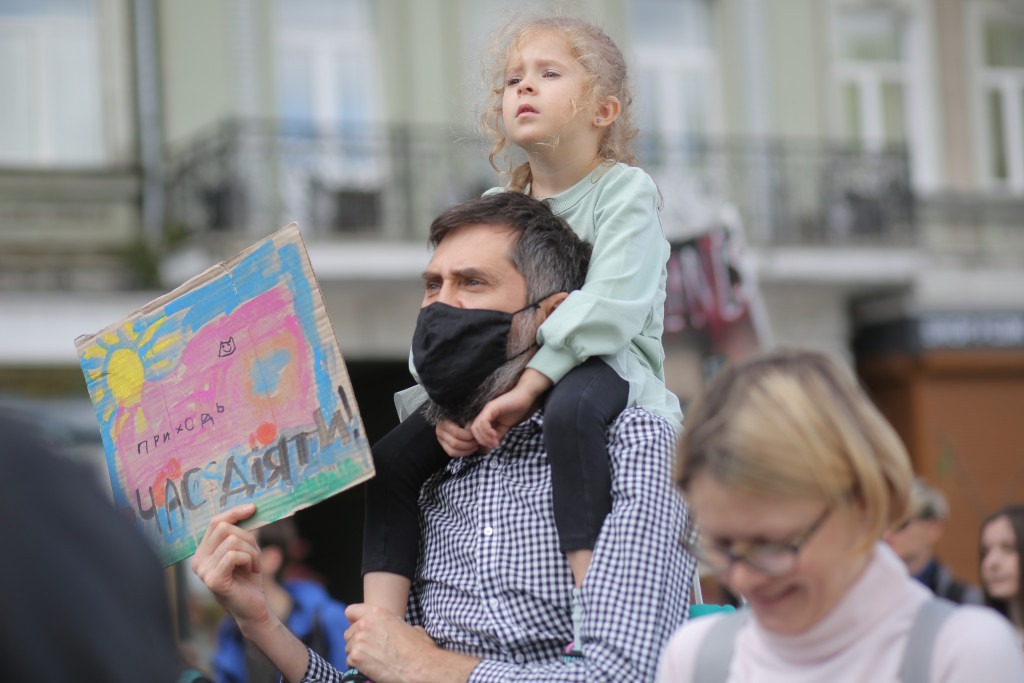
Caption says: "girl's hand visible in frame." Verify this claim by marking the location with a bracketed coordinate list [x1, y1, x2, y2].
[470, 387, 535, 450]
[471, 369, 553, 449]
[435, 420, 480, 458]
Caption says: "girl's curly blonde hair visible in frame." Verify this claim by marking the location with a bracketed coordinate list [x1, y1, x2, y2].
[479, 13, 639, 193]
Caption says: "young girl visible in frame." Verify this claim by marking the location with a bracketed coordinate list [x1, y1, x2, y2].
[356, 14, 682, 674]
[980, 505, 1024, 647]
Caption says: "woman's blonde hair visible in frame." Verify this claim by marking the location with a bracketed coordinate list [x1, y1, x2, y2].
[479, 13, 639, 192]
[676, 349, 912, 549]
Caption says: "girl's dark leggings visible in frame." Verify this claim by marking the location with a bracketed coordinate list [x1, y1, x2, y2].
[361, 357, 628, 578]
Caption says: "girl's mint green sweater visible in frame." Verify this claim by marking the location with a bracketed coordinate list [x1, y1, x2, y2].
[498, 162, 682, 427]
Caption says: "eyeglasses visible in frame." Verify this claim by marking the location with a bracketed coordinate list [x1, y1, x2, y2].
[684, 507, 833, 577]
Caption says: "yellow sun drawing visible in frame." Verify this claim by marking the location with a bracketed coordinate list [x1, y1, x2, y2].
[82, 315, 182, 439]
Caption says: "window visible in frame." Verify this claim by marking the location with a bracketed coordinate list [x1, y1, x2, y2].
[272, 0, 384, 232]
[976, 13, 1024, 190]
[630, 0, 718, 153]
[831, 2, 940, 190]
[0, 0, 104, 166]
[274, 0, 380, 137]
[833, 7, 910, 151]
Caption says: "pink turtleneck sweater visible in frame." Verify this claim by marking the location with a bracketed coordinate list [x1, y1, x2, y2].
[656, 543, 1024, 682]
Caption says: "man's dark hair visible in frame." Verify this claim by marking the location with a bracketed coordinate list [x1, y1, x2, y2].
[428, 192, 592, 301]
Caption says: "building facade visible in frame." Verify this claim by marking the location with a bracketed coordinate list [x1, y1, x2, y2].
[2, 0, 1023, 585]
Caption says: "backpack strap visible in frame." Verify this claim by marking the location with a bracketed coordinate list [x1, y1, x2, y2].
[899, 597, 957, 683]
[691, 596, 955, 683]
[692, 610, 749, 683]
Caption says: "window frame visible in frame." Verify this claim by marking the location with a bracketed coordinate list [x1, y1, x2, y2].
[0, 2, 110, 167]
[828, 0, 940, 190]
[968, 0, 1024, 192]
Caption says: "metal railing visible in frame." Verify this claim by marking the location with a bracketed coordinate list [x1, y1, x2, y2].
[163, 119, 497, 243]
[163, 120, 919, 249]
[7, 122, 1022, 295]
[640, 136, 915, 248]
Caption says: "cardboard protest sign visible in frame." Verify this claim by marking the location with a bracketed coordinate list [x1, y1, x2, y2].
[76, 223, 373, 566]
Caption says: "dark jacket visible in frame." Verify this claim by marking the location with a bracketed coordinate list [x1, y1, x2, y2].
[0, 410, 186, 682]
[916, 558, 984, 605]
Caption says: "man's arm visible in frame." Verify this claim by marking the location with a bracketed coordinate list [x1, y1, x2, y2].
[191, 505, 312, 683]
[285, 609, 481, 683]
[469, 410, 694, 682]
[336, 605, 480, 683]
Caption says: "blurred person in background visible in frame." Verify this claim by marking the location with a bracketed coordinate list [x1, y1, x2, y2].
[883, 476, 983, 604]
[980, 504, 1024, 647]
[0, 407, 208, 682]
[212, 518, 350, 682]
[656, 349, 1024, 682]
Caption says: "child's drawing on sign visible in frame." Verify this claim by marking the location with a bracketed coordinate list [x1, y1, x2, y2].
[80, 315, 184, 441]
[76, 224, 374, 566]
[219, 336, 236, 357]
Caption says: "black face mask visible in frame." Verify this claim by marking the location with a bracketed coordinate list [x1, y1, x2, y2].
[411, 299, 545, 414]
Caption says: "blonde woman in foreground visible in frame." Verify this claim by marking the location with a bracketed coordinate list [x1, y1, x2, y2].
[657, 349, 1024, 682]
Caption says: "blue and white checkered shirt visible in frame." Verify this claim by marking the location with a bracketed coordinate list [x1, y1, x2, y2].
[301, 407, 694, 682]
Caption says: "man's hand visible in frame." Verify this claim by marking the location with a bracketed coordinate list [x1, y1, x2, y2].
[435, 420, 480, 458]
[469, 369, 553, 449]
[344, 604, 479, 683]
[191, 505, 311, 682]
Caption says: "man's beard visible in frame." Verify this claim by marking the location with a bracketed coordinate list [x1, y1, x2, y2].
[423, 311, 539, 427]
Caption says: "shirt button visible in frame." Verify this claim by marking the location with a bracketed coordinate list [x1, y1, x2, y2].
[483, 526, 494, 536]
[514, 654, 525, 664]
[489, 597, 500, 608]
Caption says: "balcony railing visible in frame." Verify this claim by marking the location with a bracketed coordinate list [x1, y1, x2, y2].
[164, 119, 497, 244]
[640, 136, 915, 248]
[164, 120, 918, 249]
